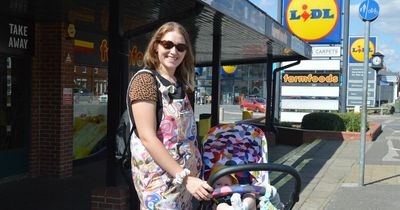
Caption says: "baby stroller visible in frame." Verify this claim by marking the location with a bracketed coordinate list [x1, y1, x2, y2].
[198, 123, 301, 210]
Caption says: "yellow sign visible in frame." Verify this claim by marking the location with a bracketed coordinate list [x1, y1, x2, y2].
[222, 65, 237, 74]
[350, 38, 375, 62]
[286, 0, 339, 42]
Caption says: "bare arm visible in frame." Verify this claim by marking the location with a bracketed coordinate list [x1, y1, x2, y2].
[132, 101, 183, 176]
[132, 101, 213, 200]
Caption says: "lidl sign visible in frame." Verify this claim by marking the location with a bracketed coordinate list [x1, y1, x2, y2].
[349, 36, 376, 63]
[283, 0, 342, 44]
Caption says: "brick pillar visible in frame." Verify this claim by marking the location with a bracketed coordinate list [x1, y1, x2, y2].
[91, 187, 130, 210]
[31, 21, 74, 178]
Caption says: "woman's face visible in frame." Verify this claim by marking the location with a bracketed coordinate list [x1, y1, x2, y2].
[156, 30, 187, 72]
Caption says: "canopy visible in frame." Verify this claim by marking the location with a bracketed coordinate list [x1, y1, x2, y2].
[121, 0, 312, 65]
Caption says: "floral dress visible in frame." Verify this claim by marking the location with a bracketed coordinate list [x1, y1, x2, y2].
[129, 72, 202, 210]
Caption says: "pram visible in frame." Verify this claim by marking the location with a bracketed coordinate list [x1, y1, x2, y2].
[198, 123, 301, 210]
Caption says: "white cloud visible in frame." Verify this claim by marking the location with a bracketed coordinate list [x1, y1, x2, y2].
[351, 0, 400, 38]
[379, 44, 400, 72]
[350, 0, 400, 71]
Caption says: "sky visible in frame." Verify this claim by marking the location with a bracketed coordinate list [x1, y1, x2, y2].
[249, 0, 400, 72]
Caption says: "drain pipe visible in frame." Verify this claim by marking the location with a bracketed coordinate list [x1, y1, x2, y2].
[271, 60, 301, 125]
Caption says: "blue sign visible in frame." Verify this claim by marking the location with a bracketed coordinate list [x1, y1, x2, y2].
[282, 0, 343, 44]
[349, 36, 377, 63]
[359, 0, 380, 21]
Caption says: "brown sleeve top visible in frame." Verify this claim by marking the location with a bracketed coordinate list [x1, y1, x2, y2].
[128, 73, 157, 104]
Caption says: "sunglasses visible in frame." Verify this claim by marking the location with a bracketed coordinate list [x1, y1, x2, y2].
[158, 40, 187, 52]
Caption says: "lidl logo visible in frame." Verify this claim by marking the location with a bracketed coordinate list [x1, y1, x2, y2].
[349, 37, 376, 63]
[220, 65, 238, 76]
[283, 0, 342, 44]
[222, 66, 237, 74]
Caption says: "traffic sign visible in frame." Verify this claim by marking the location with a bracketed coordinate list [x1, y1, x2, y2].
[359, 0, 380, 21]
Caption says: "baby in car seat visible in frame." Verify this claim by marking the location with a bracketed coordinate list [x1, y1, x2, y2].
[210, 165, 257, 210]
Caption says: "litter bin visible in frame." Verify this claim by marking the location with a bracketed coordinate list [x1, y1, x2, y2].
[395, 99, 400, 113]
[242, 110, 253, 120]
[198, 113, 212, 142]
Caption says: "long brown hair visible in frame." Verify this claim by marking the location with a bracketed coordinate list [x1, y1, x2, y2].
[143, 22, 195, 91]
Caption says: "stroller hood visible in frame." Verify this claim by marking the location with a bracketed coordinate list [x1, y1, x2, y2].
[202, 123, 269, 184]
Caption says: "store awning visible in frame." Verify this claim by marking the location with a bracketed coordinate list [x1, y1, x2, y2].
[122, 0, 312, 65]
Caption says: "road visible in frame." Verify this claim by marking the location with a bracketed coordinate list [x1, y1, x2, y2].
[73, 102, 264, 123]
[366, 113, 400, 165]
[194, 104, 266, 123]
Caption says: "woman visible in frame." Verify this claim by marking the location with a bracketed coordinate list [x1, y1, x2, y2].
[128, 22, 213, 209]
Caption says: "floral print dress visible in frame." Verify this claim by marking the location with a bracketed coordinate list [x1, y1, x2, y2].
[130, 73, 201, 210]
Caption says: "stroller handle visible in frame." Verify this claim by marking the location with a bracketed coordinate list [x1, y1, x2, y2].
[207, 163, 301, 210]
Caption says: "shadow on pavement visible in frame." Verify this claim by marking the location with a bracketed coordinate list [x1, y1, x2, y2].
[268, 140, 343, 205]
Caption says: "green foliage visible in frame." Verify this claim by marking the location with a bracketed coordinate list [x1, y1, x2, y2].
[381, 104, 395, 115]
[301, 112, 368, 132]
[337, 112, 363, 132]
[301, 112, 345, 131]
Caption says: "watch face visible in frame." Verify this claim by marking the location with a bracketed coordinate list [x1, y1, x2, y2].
[372, 56, 381, 65]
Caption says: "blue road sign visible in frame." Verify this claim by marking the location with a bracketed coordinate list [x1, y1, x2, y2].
[359, 0, 380, 21]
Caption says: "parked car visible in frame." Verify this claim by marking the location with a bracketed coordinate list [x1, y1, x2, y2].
[240, 97, 266, 112]
[99, 93, 108, 103]
[73, 88, 94, 104]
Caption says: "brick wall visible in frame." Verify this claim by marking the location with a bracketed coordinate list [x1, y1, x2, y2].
[30, 21, 74, 178]
[91, 187, 130, 210]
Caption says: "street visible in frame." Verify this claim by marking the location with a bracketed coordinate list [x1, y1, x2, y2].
[194, 104, 265, 123]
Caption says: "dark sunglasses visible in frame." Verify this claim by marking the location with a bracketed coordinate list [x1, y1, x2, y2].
[158, 40, 187, 52]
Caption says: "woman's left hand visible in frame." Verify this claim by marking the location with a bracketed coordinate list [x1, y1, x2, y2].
[184, 176, 213, 201]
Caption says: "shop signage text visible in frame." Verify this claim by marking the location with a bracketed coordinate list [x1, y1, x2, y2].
[283, 73, 339, 84]
[1, 18, 33, 55]
[8, 23, 29, 49]
[349, 36, 376, 63]
[283, 0, 342, 44]
[312, 46, 341, 57]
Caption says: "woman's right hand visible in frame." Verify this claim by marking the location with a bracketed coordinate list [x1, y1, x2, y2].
[184, 176, 213, 201]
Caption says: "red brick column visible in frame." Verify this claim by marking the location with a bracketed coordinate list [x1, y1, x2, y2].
[30, 22, 74, 178]
[91, 187, 130, 210]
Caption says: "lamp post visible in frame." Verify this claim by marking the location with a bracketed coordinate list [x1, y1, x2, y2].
[358, 0, 380, 187]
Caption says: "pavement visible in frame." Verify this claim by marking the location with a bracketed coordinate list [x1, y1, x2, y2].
[270, 112, 400, 210]
[0, 113, 400, 210]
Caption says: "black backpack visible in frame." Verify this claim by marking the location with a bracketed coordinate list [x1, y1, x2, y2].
[115, 69, 162, 172]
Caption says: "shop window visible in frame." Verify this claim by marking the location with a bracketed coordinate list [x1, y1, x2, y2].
[73, 65, 108, 161]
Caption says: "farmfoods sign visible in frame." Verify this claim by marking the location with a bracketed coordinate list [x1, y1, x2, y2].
[282, 72, 339, 85]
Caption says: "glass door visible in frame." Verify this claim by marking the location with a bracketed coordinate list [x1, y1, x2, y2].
[0, 55, 30, 178]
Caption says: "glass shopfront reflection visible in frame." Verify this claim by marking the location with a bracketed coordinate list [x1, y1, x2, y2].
[0, 55, 30, 178]
[73, 66, 108, 160]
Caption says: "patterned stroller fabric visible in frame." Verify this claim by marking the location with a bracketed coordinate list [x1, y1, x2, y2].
[202, 123, 269, 186]
[202, 123, 282, 210]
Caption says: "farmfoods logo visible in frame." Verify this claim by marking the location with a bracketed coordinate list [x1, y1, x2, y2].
[285, 0, 339, 42]
[283, 73, 339, 83]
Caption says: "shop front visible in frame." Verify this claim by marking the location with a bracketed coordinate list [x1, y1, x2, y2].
[0, 13, 34, 178]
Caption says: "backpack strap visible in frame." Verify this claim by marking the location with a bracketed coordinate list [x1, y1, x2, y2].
[126, 69, 162, 138]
